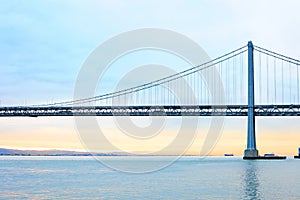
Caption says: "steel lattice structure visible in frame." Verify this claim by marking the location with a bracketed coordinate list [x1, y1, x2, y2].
[1, 104, 300, 117]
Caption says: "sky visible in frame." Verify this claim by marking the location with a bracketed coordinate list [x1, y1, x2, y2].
[1, 0, 300, 155]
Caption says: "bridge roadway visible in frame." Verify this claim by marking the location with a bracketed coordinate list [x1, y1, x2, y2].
[0, 105, 300, 117]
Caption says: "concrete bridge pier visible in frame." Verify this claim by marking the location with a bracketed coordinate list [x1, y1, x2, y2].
[244, 41, 259, 158]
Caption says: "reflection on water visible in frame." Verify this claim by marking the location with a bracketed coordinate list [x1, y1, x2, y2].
[1, 157, 299, 199]
[243, 161, 262, 200]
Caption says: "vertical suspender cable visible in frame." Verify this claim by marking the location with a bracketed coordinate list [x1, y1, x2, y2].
[197, 70, 199, 104]
[162, 85, 164, 105]
[259, 52, 262, 104]
[194, 71, 196, 105]
[219, 62, 222, 105]
[124, 92, 126, 106]
[172, 80, 173, 105]
[289, 62, 292, 104]
[169, 81, 171, 105]
[167, 81, 169, 105]
[171, 80, 174, 105]
[170, 80, 172, 105]
[200, 73, 203, 105]
[205, 69, 207, 105]
[135, 91, 137, 106]
[156, 84, 158, 105]
[188, 75, 190, 105]
[162, 84, 164, 105]
[192, 73, 193, 105]
[226, 60, 229, 105]
[151, 86, 153, 105]
[274, 59, 277, 104]
[190, 73, 192, 105]
[213, 65, 215, 105]
[232, 58, 234, 104]
[266, 55, 269, 104]
[205, 70, 207, 105]
[158, 85, 159, 105]
[188, 74, 190, 105]
[297, 64, 300, 105]
[208, 68, 210, 105]
[173, 80, 175, 105]
[185, 76, 187, 105]
[186, 75, 188, 105]
[159, 84, 161, 105]
[137, 89, 139, 105]
[203, 70, 205, 105]
[144, 86, 146, 105]
[182, 77, 184, 105]
[240, 54, 243, 104]
[221, 62, 223, 105]
[177, 79, 179, 105]
[242, 52, 244, 104]
[282, 60, 284, 104]
[233, 57, 236, 104]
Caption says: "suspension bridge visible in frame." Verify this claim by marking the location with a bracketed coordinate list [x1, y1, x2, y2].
[1, 41, 300, 158]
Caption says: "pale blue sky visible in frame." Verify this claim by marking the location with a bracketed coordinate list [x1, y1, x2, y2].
[1, 1, 300, 155]
[1, 0, 300, 105]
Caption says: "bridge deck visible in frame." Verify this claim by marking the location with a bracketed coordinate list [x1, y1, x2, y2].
[0, 105, 300, 117]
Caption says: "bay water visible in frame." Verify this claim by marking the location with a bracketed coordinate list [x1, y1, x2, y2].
[1, 156, 299, 199]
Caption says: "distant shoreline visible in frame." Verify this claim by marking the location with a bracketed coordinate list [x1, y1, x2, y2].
[0, 154, 200, 157]
[0, 153, 131, 156]
[0, 148, 128, 156]
[0, 148, 197, 157]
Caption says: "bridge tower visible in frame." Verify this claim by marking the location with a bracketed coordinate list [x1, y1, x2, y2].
[244, 41, 259, 158]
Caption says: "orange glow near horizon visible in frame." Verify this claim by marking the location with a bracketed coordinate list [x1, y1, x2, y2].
[1, 117, 300, 156]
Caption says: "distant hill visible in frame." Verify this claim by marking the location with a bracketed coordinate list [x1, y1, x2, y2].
[0, 148, 181, 156]
[0, 148, 89, 156]
[0, 148, 128, 156]
[0, 148, 15, 155]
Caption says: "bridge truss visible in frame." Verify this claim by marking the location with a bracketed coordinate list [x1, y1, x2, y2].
[1, 104, 300, 117]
